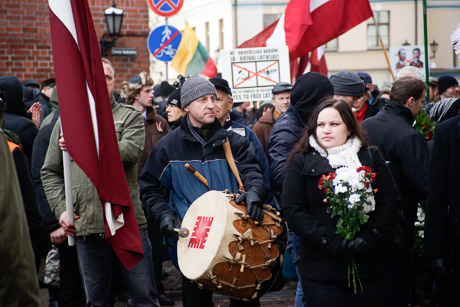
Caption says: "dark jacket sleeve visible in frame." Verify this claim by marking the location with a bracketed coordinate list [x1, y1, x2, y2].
[399, 133, 429, 199]
[139, 142, 172, 222]
[229, 132, 267, 198]
[358, 148, 399, 251]
[11, 146, 45, 259]
[268, 126, 300, 199]
[31, 122, 60, 233]
[425, 122, 451, 260]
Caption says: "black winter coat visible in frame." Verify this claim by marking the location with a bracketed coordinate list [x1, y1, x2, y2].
[267, 105, 305, 212]
[425, 115, 460, 272]
[282, 147, 399, 282]
[31, 110, 60, 233]
[361, 101, 429, 230]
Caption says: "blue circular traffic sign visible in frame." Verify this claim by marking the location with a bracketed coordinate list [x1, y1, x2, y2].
[147, 0, 183, 17]
[147, 25, 182, 62]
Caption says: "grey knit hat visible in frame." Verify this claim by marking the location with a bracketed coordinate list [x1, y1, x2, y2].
[180, 75, 217, 109]
[330, 70, 365, 97]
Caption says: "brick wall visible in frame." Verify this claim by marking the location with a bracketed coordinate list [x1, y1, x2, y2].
[0, 0, 151, 90]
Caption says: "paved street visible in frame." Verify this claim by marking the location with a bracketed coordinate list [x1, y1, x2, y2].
[39, 260, 298, 307]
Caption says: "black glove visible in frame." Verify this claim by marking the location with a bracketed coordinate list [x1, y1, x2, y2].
[337, 237, 370, 261]
[431, 258, 453, 287]
[158, 210, 179, 239]
[235, 190, 264, 221]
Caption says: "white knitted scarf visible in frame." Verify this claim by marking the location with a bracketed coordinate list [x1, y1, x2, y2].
[309, 135, 362, 169]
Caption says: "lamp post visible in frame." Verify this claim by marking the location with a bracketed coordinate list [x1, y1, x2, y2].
[100, 1, 124, 57]
[430, 40, 439, 59]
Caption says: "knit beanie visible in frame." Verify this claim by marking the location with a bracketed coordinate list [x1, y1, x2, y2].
[438, 75, 459, 95]
[330, 70, 365, 97]
[291, 72, 335, 123]
[167, 88, 182, 108]
[180, 75, 217, 109]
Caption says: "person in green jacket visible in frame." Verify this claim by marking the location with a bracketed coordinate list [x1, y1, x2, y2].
[41, 58, 159, 306]
[0, 128, 40, 306]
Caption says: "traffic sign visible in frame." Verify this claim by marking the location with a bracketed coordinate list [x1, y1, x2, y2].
[147, 0, 183, 17]
[148, 25, 182, 62]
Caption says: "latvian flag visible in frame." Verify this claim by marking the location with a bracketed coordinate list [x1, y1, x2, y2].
[48, 0, 143, 270]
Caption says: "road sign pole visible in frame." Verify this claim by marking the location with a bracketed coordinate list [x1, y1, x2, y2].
[165, 17, 169, 81]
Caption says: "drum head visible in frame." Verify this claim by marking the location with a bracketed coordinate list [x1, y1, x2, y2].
[178, 191, 241, 280]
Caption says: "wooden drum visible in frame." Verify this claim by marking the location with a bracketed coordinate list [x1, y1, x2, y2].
[177, 190, 287, 301]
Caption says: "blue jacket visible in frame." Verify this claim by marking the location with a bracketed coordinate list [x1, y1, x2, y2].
[224, 112, 272, 204]
[140, 116, 267, 222]
[267, 105, 305, 212]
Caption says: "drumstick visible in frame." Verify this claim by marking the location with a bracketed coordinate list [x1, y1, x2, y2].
[185, 163, 209, 187]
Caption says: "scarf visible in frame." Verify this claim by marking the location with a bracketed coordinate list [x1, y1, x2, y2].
[309, 135, 362, 169]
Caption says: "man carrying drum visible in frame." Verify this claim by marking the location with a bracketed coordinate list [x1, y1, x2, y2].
[139, 75, 267, 307]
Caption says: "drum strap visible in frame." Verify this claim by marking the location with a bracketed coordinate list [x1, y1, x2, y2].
[223, 137, 246, 193]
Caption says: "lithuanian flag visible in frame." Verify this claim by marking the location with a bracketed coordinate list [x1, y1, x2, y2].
[171, 23, 217, 78]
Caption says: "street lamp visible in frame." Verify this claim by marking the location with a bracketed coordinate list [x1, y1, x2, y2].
[100, 1, 124, 57]
[430, 40, 439, 59]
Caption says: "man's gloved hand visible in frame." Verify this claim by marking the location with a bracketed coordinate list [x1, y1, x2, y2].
[337, 237, 370, 261]
[158, 210, 179, 239]
[235, 190, 264, 221]
[431, 258, 453, 287]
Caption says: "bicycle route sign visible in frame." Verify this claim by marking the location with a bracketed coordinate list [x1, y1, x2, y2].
[148, 25, 182, 62]
[147, 0, 183, 17]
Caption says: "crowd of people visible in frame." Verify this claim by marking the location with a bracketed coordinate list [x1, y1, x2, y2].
[1, 59, 460, 307]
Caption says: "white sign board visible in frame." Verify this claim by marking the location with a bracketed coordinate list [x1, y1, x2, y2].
[221, 47, 290, 102]
[389, 45, 425, 78]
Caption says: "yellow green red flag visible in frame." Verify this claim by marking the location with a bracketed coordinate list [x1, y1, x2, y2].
[171, 23, 217, 78]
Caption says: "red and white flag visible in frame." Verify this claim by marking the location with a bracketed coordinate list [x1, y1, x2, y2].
[239, 0, 373, 80]
[48, 0, 143, 270]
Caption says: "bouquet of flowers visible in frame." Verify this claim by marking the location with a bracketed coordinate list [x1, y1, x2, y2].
[413, 110, 436, 141]
[413, 203, 425, 258]
[318, 166, 378, 293]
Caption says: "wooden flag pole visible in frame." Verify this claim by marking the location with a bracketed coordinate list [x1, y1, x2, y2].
[372, 15, 395, 83]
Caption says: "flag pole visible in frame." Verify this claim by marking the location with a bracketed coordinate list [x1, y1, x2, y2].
[422, 0, 430, 99]
[372, 15, 395, 82]
[61, 123, 75, 246]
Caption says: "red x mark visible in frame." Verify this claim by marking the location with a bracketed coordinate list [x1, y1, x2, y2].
[153, 30, 180, 57]
[234, 62, 278, 87]
[396, 53, 424, 69]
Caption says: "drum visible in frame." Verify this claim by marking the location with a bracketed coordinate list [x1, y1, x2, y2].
[177, 190, 287, 301]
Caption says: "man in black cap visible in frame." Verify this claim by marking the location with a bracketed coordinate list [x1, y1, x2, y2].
[22, 79, 41, 90]
[272, 82, 292, 119]
[140, 75, 266, 307]
[165, 88, 186, 130]
[329, 70, 365, 110]
[156, 81, 178, 120]
[438, 75, 459, 99]
[37, 81, 55, 122]
[209, 77, 272, 204]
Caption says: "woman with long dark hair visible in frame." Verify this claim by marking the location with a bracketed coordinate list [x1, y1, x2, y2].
[282, 99, 399, 307]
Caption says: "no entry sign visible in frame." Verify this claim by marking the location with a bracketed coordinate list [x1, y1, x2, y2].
[148, 25, 182, 62]
[147, 0, 183, 17]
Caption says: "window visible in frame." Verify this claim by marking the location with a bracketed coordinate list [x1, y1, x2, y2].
[219, 19, 224, 50]
[325, 38, 338, 51]
[205, 22, 210, 51]
[263, 14, 281, 28]
[367, 11, 389, 49]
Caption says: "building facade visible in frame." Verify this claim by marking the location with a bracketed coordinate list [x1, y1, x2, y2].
[151, 0, 460, 88]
